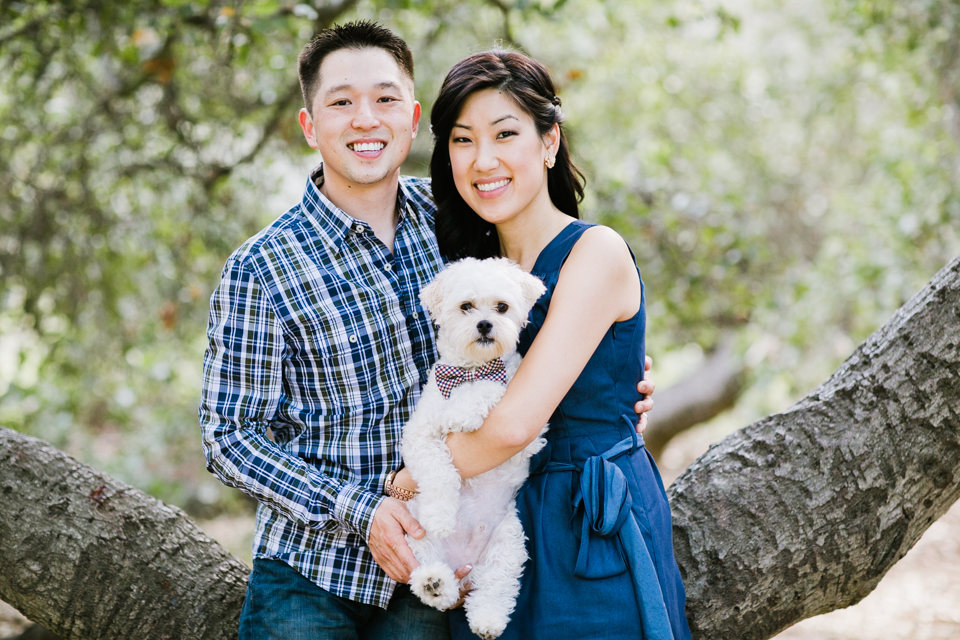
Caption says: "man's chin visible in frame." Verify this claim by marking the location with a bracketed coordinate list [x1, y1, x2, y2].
[343, 165, 400, 187]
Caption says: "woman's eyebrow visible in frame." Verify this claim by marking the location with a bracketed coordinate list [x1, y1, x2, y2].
[452, 114, 519, 130]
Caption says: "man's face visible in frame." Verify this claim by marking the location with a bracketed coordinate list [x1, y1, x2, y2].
[299, 47, 420, 194]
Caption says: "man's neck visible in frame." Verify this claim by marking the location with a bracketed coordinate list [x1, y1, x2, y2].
[319, 169, 401, 252]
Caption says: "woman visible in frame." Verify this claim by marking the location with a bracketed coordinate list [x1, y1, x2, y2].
[397, 50, 691, 639]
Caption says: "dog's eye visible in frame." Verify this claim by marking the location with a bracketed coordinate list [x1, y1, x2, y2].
[460, 302, 474, 312]
[496, 302, 509, 314]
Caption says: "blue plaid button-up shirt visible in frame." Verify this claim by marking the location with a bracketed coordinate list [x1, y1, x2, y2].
[199, 165, 442, 607]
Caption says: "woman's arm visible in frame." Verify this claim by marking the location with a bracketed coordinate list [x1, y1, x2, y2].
[443, 225, 642, 479]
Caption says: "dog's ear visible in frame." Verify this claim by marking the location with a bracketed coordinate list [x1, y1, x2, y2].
[419, 269, 449, 324]
[517, 271, 546, 309]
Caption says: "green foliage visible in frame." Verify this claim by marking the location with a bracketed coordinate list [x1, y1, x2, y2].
[1, 0, 958, 510]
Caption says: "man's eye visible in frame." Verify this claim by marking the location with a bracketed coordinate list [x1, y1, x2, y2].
[331, 100, 350, 107]
[496, 302, 509, 314]
[460, 302, 474, 312]
[378, 96, 397, 103]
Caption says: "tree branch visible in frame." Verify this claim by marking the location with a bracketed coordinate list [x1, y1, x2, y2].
[669, 252, 960, 639]
[0, 428, 248, 640]
[645, 335, 746, 459]
[484, 0, 520, 49]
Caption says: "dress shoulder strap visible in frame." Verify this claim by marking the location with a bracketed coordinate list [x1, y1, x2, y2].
[532, 219, 595, 278]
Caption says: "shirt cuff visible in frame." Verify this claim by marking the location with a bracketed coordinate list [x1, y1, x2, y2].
[333, 483, 387, 539]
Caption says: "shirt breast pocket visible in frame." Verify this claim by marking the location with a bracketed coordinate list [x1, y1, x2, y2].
[293, 295, 416, 417]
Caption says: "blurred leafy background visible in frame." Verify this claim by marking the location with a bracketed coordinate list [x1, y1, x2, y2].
[1, 0, 959, 521]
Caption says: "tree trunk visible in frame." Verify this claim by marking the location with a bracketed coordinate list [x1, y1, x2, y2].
[0, 428, 248, 640]
[668, 253, 960, 639]
[1, 255, 959, 640]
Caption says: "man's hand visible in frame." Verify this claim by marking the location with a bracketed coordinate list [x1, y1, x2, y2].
[368, 498, 424, 583]
[634, 355, 655, 434]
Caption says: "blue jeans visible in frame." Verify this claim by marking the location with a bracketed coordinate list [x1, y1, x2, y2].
[239, 558, 451, 640]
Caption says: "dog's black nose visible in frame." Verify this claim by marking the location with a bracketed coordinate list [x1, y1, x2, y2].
[477, 320, 493, 335]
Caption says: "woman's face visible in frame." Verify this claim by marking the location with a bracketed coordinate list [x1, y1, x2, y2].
[448, 89, 558, 227]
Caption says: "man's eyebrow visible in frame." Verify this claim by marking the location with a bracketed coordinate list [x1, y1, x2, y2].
[323, 81, 404, 96]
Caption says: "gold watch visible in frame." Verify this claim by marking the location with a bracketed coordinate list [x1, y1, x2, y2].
[384, 469, 418, 502]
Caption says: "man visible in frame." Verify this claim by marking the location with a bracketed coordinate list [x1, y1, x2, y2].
[199, 21, 654, 640]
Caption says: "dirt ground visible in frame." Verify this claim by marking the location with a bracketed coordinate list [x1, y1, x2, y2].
[3, 424, 959, 638]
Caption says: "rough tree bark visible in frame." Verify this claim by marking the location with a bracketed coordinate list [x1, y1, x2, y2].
[0, 255, 958, 640]
[670, 253, 960, 638]
[0, 431, 248, 640]
[645, 336, 747, 460]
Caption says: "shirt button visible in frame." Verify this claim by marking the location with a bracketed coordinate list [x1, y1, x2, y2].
[354, 224, 364, 234]
[384, 263, 392, 271]
[411, 311, 419, 319]
[349, 335, 358, 343]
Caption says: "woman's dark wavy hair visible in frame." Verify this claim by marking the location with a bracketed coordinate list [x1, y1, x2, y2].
[431, 51, 585, 261]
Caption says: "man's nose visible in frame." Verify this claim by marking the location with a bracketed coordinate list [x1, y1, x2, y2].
[353, 99, 380, 129]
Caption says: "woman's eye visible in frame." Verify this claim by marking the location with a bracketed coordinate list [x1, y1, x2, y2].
[460, 302, 474, 312]
[496, 302, 509, 314]
[496, 130, 517, 139]
[452, 136, 471, 144]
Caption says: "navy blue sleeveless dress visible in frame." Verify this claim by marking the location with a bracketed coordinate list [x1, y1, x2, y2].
[450, 220, 691, 640]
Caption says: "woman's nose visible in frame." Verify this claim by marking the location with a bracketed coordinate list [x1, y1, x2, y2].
[474, 141, 499, 171]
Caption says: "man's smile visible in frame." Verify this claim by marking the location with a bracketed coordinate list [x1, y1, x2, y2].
[348, 140, 386, 155]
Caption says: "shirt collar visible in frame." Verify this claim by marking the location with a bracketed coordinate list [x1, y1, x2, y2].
[300, 164, 419, 252]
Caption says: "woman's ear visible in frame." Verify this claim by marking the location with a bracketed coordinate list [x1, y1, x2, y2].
[543, 122, 561, 161]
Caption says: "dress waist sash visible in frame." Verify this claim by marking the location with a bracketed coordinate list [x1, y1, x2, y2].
[531, 415, 676, 640]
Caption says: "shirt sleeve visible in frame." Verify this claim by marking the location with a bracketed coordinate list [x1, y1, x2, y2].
[198, 255, 386, 538]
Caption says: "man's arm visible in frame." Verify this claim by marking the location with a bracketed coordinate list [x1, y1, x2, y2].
[198, 256, 384, 538]
[635, 355, 655, 432]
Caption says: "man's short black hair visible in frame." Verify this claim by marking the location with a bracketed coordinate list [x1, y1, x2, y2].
[298, 20, 415, 115]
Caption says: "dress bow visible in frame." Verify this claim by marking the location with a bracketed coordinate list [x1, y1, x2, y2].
[434, 358, 508, 399]
[572, 439, 677, 640]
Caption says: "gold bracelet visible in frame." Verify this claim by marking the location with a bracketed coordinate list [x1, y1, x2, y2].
[384, 469, 418, 502]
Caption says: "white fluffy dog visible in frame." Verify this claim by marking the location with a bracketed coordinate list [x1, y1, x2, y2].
[402, 257, 548, 639]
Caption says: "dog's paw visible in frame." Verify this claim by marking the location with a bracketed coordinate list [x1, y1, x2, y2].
[409, 563, 460, 610]
[419, 514, 456, 539]
[466, 603, 510, 640]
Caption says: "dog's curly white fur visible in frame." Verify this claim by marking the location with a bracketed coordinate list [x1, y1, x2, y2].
[402, 257, 547, 640]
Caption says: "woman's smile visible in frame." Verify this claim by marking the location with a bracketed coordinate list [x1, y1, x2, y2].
[474, 177, 512, 198]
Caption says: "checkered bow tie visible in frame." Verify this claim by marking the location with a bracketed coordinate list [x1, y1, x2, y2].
[434, 358, 508, 399]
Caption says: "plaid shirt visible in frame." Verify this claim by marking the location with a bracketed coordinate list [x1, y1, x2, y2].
[199, 165, 442, 608]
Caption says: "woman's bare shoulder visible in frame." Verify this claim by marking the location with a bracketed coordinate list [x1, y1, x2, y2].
[565, 224, 636, 275]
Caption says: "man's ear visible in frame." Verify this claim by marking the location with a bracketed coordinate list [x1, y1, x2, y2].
[299, 108, 319, 150]
[419, 269, 448, 324]
[411, 101, 421, 140]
